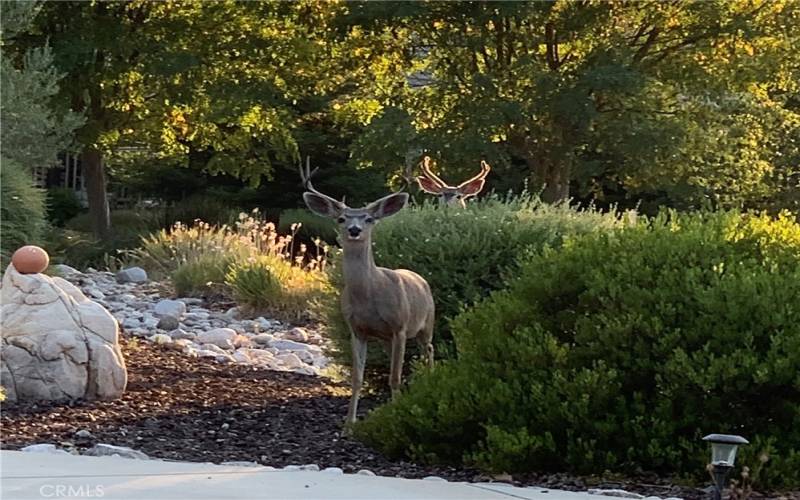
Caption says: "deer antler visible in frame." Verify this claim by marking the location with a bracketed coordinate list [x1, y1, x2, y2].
[419, 156, 448, 188]
[299, 156, 322, 194]
[457, 160, 492, 189]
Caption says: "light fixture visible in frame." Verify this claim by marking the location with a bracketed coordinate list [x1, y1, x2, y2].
[702, 434, 749, 500]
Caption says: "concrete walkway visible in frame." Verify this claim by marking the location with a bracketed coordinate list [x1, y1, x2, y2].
[0, 451, 613, 500]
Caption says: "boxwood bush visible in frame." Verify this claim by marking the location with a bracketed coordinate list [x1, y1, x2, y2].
[354, 210, 800, 489]
[321, 195, 631, 375]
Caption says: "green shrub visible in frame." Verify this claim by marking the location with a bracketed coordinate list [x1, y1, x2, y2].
[173, 253, 233, 297]
[355, 210, 800, 489]
[279, 208, 338, 244]
[132, 212, 330, 315]
[226, 255, 330, 321]
[0, 160, 47, 262]
[322, 195, 631, 373]
[46, 187, 84, 226]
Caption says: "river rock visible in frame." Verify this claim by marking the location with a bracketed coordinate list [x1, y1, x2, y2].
[115, 267, 148, 284]
[154, 299, 186, 319]
[196, 328, 237, 349]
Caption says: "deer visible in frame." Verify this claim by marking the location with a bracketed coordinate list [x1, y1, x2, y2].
[299, 159, 435, 425]
[415, 156, 491, 208]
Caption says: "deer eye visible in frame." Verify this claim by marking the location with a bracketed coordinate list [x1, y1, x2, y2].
[365, 216, 375, 224]
[337, 216, 346, 224]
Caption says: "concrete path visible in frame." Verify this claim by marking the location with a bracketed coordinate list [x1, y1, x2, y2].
[0, 451, 611, 500]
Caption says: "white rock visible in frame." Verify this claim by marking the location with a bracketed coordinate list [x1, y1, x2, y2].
[168, 329, 196, 341]
[276, 353, 304, 369]
[356, 469, 375, 476]
[588, 489, 645, 499]
[224, 306, 240, 319]
[300, 464, 320, 471]
[20, 444, 70, 455]
[122, 318, 141, 330]
[269, 339, 310, 351]
[142, 316, 159, 329]
[196, 328, 237, 349]
[115, 267, 148, 284]
[285, 327, 309, 342]
[75, 429, 94, 439]
[322, 467, 344, 475]
[200, 344, 228, 355]
[283, 465, 302, 471]
[221, 461, 260, 467]
[232, 350, 251, 364]
[252, 333, 275, 346]
[148, 333, 172, 345]
[1, 265, 127, 403]
[423, 476, 447, 482]
[154, 299, 187, 319]
[52, 264, 81, 276]
[84, 444, 149, 460]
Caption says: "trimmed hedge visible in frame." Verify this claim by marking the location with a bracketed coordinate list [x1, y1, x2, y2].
[354, 210, 800, 488]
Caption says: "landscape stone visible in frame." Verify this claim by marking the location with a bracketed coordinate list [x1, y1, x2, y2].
[1, 265, 127, 403]
[168, 329, 196, 341]
[20, 444, 71, 455]
[84, 444, 149, 460]
[156, 316, 180, 330]
[196, 328, 237, 349]
[154, 299, 187, 319]
[269, 339, 310, 351]
[115, 267, 148, 284]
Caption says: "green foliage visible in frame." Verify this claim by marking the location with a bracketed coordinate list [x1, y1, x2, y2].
[46, 188, 84, 226]
[131, 214, 330, 318]
[342, 1, 800, 208]
[0, 160, 47, 262]
[322, 195, 631, 373]
[172, 254, 233, 298]
[0, 0, 81, 263]
[0, 0, 83, 170]
[355, 210, 800, 489]
[226, 255, 330, 321]
[279, 208, 338, 245]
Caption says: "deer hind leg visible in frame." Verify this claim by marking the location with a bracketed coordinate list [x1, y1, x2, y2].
[389, 331, 407, 399]
[346, 332, 368, 425]
[418, 314, 435, 368]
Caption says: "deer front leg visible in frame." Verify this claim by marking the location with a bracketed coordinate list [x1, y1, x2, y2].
[389, 331, 407, 399]
[346, 332, 368, 425]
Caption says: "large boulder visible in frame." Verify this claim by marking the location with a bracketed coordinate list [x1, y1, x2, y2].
[0, 264, 127, 403]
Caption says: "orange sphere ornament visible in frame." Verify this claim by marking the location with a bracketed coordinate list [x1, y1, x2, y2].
[11, 245, 50, 274]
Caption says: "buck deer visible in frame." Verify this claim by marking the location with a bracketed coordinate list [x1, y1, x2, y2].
[415, 156, 491, 207]
[299, 159, 435, 425]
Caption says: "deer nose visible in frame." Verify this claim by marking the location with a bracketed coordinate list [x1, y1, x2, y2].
[347, 226, 362, 237]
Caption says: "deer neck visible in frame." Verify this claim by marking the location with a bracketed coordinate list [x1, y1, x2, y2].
[341, 235, 379, 298]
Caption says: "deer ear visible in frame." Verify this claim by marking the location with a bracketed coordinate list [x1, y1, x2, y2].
[458, 178, 486, 197]
[368, 192, 409, 219]
[303, 192, 343, 218]
[416, 176, 444, 194]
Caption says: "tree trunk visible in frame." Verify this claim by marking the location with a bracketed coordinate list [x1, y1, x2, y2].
[525, 155, 571, 204]
[82, 147, 111, 238]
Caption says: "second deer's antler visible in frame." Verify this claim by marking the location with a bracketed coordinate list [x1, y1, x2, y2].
[458, 160, 491, 189]
[419, 156, 448, 188]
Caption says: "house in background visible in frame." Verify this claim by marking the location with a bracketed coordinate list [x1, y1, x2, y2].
[32, 152, 88, 206]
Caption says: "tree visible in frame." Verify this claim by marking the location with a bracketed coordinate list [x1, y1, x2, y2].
[339, 1, 800, 207]
[0, 0, 82, 258]
[21, 1, 382, 236]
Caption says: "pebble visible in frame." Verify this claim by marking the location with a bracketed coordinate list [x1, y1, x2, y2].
[156, 316, 180, 331]
[322, 467, 344, 475]
[75, 430, 94, 439]
[57, 269, 330, 376]
[356, 469, 376, 476]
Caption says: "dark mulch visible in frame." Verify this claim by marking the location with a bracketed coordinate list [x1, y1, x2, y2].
[0, 340, 787, 499]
